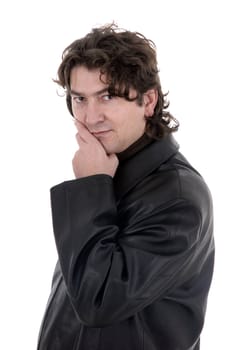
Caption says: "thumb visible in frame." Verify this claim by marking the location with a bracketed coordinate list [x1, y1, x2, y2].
[75, 120, 98, 144]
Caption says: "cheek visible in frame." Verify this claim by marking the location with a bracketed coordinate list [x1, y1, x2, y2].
[72, 104, 83, 121]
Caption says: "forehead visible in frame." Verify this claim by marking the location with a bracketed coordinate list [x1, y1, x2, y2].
[70, 66, 108, 91]
[70, 65, 138, 100]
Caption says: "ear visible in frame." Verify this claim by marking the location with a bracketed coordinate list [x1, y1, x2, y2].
[143, 89, 158, 117]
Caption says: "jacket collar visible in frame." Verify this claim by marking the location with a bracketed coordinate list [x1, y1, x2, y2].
[114, 134, 179, 202]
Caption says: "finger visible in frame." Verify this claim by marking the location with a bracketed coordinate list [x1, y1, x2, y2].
[74, 118, 84, 131]
[74, 120, 87, 133]
[74, 119, 79, 131]
[75, 132, 87, 146]
[76, 121, 100, 145]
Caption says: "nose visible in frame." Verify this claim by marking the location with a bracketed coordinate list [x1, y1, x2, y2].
[84, 99, 104, 127]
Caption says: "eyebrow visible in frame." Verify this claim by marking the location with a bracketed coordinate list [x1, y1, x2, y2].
[69, 87, 110, 97]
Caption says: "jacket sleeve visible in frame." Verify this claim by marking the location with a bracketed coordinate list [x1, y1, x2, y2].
[50, 174, 209, 327]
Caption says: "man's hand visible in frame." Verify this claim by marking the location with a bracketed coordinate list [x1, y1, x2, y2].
[72, 121, 119, 178]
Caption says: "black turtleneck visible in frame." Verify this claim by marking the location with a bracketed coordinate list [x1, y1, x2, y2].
[117, 133, 155, 163]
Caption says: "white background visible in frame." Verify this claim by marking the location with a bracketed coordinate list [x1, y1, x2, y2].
[0, 0, 233, 349]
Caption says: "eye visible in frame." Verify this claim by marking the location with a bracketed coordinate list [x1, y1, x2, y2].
[72, 95, 85, 104]
[101, 94, 114, 101]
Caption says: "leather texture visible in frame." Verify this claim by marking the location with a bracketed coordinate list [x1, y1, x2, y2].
[37, 135, 214, 350]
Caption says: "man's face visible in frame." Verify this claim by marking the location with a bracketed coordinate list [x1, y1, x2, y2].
[70, 66, 156, 154]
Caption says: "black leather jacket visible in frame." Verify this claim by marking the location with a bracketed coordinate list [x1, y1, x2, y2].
[37, 135, 214, 350]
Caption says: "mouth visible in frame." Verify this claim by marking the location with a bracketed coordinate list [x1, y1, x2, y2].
[91, 130, 112, 137]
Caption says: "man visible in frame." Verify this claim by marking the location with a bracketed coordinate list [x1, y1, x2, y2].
[37, 24, 214, 350]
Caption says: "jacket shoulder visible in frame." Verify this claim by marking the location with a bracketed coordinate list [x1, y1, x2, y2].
[130, 151, 212, 216]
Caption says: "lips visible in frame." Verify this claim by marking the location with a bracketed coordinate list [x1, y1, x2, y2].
[92, 130, 111, 136]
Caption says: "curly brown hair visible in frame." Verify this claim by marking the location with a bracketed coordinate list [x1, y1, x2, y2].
[55, 23, 179, 139]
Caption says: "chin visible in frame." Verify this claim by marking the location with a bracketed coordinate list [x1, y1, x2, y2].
[102, 142, 119, 155]
[100, 137, 126, 154]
